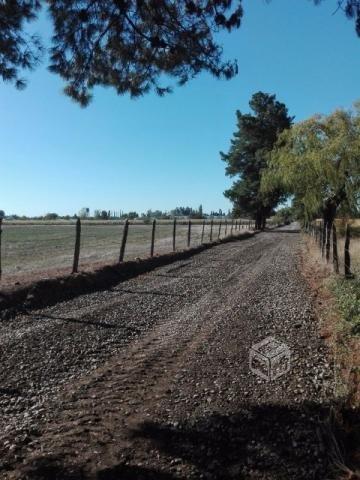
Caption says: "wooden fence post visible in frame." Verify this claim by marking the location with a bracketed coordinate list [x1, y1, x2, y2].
[321, 221, 326, 257]
[332, 223, 339, 274]
[173, 218, 176, 252]
[344, 223, 352, 277]
[210, 219, 214, 242]
[231, 219, 234, 235]
[0, 218, 2, 281]
[119, 219, 129, 262]
[72, 217, 81, 274]
[225, 220, 228, 236]
[218, 220, 222, 239]
[326, 221, 331, 262]
[150, 219, 156, 257]
[187, 219, 191, 248]
[201, 219, 205, 244]
[248, 219, 251, 229]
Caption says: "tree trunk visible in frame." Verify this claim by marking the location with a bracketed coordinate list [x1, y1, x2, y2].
[322, 196, 341, 262]
[261, 216, 266, 230]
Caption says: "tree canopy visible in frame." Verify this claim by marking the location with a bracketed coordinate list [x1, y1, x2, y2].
[262, 105, 360, 227]
[1, 0, 242, 105]
[1, 1, 360, 105]
[221, 91, 293, 229]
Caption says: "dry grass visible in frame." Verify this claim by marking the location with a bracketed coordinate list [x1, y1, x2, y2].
[301, 235, 360, 478]
[0, 221, 252, 284]
[301, 234, 359, 402]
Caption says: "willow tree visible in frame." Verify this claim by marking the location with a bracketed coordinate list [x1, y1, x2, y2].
[262, 106, 360, 257]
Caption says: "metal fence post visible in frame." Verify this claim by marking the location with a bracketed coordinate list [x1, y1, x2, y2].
[187, 219, 191, 248]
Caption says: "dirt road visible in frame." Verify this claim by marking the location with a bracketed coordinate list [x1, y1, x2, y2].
[0, 230, 336, 479]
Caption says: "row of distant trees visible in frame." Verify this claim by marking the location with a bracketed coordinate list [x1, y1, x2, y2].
[0, 206, 237, 221]
[222, 92, 360, 229]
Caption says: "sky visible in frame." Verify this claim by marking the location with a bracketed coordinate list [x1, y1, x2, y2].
[1, 0, 360, 217]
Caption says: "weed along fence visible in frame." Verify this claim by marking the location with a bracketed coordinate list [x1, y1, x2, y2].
[0, 218, 257, 284]
[304, 221, 360, 278]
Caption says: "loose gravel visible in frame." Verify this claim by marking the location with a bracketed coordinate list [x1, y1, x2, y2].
[0, 230, 336, 479]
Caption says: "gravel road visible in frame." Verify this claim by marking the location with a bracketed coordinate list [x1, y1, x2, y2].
[0, 230, 336, 479]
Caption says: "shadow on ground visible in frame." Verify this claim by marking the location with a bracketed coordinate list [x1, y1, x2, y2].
[10, 403, 360, 480]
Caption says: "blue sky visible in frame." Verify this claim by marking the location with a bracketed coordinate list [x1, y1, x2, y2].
[1, 0, 359, 217]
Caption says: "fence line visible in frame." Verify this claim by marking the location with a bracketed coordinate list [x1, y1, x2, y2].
[0, 218, 286, 282]
[0, 218, 2, 280]
[305, 221, 358, 278]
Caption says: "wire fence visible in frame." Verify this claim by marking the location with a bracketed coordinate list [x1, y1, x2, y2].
[304, 220, 360, 278]
[0, 218, 263, 284]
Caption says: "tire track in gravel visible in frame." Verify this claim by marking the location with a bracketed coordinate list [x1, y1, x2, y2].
[0, 231, 335, 479]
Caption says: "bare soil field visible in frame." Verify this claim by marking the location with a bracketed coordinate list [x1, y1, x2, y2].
[0, 228, 347, 480]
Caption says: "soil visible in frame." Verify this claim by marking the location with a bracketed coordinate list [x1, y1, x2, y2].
[0, 228, 344, 479]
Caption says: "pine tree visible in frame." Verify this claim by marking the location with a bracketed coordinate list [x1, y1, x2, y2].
[2, 2, 360, 105]
[0, 0, 242, 105]
[221, 92, 293, 229]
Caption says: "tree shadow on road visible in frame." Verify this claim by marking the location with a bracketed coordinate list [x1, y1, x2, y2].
[97, 464, 176, 480]
[15, 456, 177, 480]
[8, 403, 359, 480]
[131, 402, 360, 479]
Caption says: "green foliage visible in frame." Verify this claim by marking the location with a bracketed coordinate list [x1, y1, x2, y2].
[122, 211, 139, 220]
[0, 1, 242, 105]
[221, 92, 293, 227]
[44, 212, 59, 220]
[332, 276, 360, 335]
[0, 210, 5, 219]
[3, 2, 360, 105]
[143, 209, 168, 219]
[0, 1, 43, 89]
[78, 207, 90, 218]
[314, 0, 360, 36]
[263, 106, 360, 223]
[271, 206, 295, 225]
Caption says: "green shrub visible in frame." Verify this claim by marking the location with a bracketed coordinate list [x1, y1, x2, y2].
[332, 276, 360, 335]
